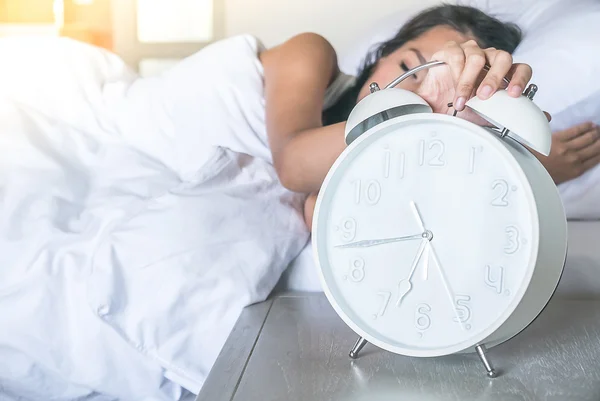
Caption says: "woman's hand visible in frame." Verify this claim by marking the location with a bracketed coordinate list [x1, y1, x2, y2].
[416, 40, 532, 119]
[532, 122, 600, 185]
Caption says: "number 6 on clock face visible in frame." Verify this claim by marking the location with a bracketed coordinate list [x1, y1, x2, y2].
[314, 113, 567, 359]
[415, 304, 432, 331]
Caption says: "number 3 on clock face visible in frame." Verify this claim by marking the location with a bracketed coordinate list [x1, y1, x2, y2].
[315, 117, 539, 357]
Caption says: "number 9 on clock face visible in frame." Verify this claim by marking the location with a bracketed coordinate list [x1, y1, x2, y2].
[313, 116, 540, 357]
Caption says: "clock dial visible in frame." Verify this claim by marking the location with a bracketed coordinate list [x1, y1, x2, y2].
[315, 116, 538, 357]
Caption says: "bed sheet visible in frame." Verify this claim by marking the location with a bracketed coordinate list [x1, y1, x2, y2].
[277, 220, 600, 298]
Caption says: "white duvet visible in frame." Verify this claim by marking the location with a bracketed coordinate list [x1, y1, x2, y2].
[0, 36, 309, 400]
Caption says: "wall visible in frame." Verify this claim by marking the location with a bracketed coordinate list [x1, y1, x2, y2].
[0, 0, 54, 23]
[0, 0, 111, 48]
[224, 0, 441, 56]
[107, 0, 444, 75]
[64, 0, 111, 30]
[62, 0, 112, 49]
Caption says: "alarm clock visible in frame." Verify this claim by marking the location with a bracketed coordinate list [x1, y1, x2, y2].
[312, 61, 568, 377]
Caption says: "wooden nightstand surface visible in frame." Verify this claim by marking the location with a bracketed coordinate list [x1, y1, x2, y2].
[197, 292, 600, 401]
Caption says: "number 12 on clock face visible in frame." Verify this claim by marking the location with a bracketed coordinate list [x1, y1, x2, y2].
[380, 141, 487, 181]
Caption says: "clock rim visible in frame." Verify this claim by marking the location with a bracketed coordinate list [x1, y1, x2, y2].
[312, 113, 541, 357]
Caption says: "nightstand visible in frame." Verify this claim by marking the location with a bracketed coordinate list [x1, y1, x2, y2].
[197, 292, 600, 401]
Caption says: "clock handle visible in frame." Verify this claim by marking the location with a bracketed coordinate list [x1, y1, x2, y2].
[383, 61, 512, 90]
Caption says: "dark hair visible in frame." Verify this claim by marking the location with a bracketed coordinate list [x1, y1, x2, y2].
[322, 4, 522, 125]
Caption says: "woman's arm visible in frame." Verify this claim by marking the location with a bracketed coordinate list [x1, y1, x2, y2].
[260, 33, 347, 194]
[304, 192, 318, 230]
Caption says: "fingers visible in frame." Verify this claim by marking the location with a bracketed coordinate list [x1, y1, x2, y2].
[428, 41, 464, 89]
[556, 122, 597, 141]
[453, 40, 486, 110]
[444, 41, 531, 109]
[505, 63, 533, 97]
[568, 125, 600, 151]
[576, 130, 600, 161]
[441, 41, 466, 86]
[483, 48, 532, 97]
[426, 39, 535, 113]
[582, 153, 600, 172]
[476, 50, 514, 100]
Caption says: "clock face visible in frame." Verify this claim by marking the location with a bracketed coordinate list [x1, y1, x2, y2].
[314, 115, 539, 357]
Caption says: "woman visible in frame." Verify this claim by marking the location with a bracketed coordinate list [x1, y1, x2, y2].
[258, 5, 600, 229]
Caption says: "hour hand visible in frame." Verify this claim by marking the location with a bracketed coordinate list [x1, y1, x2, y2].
[336, 233, 424, 248]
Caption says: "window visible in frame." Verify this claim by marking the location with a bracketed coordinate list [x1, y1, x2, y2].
[0, 0, 55, 23]
[111, 0, 222, 72]
[136, 0, 213, 43]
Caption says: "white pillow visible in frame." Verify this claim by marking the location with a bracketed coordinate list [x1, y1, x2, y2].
[457, 0, 566, 33]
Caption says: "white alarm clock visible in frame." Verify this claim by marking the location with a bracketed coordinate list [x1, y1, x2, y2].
[312, 61, 568, 377]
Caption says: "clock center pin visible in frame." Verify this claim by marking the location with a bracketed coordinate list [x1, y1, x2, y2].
[422, 230, 434, 241]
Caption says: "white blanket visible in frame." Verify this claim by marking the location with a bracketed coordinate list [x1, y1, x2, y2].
[0, 36, 309, 400]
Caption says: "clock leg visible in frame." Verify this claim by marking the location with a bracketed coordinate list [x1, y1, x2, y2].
[349, 336, 368, 359]
[475, 344, 499, 378]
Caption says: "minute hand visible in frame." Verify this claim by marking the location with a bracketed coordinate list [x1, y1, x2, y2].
[428, 243, 464, 329]
[336, 233, 424, 249]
